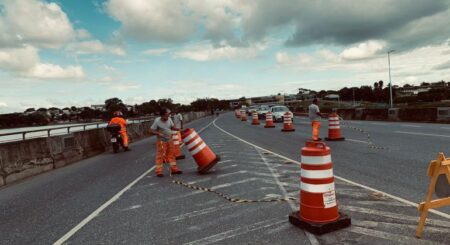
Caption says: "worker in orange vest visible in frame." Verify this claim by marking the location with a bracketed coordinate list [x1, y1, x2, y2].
[109, 111, 130, 151]
[150, 107, 183, 177]
[308, 98, 327, 141]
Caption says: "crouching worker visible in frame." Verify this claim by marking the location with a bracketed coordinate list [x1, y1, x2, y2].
[109, 111, 130, 151]
[150, 107, 183, 177]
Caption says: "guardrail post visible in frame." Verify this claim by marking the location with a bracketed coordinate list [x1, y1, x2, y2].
[83, 125, 87, 131]
[22, 132, 26, 140]
[48, 129, 51, 137]
[67, 127, 70, 134]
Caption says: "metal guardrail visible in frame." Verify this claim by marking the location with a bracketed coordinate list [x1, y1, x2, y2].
[0, 117, 154, 143]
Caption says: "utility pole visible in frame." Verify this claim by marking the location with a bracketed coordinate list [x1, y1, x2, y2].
[388, 50, 395, 108]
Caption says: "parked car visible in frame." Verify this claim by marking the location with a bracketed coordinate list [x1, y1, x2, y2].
[246, 105, 259, 116]
[270, 105, 293, 122]
[256, 105, 270, 119]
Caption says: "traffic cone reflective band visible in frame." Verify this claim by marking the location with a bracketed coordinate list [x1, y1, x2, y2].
[251, 112, 260, 125]
[181, 128, 220, 174]
[289, 141, 351, 235]
[281, 112, 295, 132]
[172, 131, 185, 160]
[240, 110, 247, 121]
[235, 109, 241, 119]
[325, 113, 345, 141]
[264, 112, 275, 128]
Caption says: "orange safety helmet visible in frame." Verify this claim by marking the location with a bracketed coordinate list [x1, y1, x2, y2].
[113, 111, 123, 117]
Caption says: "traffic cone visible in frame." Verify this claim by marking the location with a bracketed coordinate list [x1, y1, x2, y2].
[289, 141, 351, 235]
[251, 112, 260, 125]
[281, 112, 295, 132]
[240, 110, 247, 121]
[181, 128, 220, 174]
[172, 131, 185, 160]
[325, 113, 345, 141]
[235, 109, 241, 119]
[264, 112, 275, 128]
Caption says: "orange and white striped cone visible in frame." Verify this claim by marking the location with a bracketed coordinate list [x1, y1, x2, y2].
[240, 110, 247, 121]
[251, 112, 260, 125]
[289, 141, 351, 235]
[181, 128, 220, 174]
[281, 112, 295, 132]
[264, 112, 275, 128]
[325, 113, 345, 141]
[172, 130, 185, 160]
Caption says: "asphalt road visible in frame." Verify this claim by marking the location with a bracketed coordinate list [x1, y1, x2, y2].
[1, 112, 450, 244]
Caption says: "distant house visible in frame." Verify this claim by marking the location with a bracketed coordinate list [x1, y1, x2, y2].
[396, 86, 432, 97]
[324, 94, 340, 100]
[91, 104, 106, 111]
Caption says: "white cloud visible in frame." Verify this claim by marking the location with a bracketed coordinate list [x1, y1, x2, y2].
[143, 49, 168, 55]
[112, 83, 141, 91]
[76, 29, 91, 40]
[275, 52, 313, 65]
[0, 0, 75, 48]
[27, 64, 84, 79]
[67, 40, 126, 56]
[0, 102, 7, 107]
[175, 42, 265, 61]
[106, 0, 195, 43]
[0, 45, 85, 79]
[340, 40, 387, 60]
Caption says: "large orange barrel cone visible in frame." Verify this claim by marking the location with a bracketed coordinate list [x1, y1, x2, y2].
[281, 112, 295, 132]
[325, 113, 345, 141]
[181, 128, 220, 174]
[251, 112, 260, 125]
[235, 109, 241, 119]
[172, 131, 185, 160]
[264, 112, 275, 128]
[289, 141, 351, 235]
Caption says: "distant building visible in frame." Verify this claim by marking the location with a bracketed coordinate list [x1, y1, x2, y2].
[91, 104, 106, 111]
[396, 86, 432, 97]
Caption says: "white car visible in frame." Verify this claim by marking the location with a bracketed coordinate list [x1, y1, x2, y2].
[256, 105, 270, 119]
[270, 105, 293, 122]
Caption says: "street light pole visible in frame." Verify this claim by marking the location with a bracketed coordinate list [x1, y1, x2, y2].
[388, 50, 395, 108]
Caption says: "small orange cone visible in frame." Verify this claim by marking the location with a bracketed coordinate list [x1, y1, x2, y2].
[264, 112, 275, 128]
[289, 141, 351, 235]
[181, 128, 220, 174]
[251, 112, 260, 125]
[240, 109, 247, 121]
[172, 130, 185, 160]
[325, 113, 345, 141]
[235, 109, 241, 119]
[281, 112, 295, 132]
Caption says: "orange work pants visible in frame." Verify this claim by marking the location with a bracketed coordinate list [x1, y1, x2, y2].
[311, 121, 320, 140]
[155, 140, 177, 174]
[120, 131, 129, 147]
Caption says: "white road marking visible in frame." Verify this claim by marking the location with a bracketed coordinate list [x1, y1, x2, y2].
[53, 166, 156, 245]
[213, 119, 450, 220]
[396, 131, 450, 138]
[184, 218, 285, 245]
[441, 127, 450, 130]
[349, 226, 434, 244]
[258, 145, 318, 244]
[400, 124, 422, 128]
[165, 203, 237, 223]
[54, 118, 215, 244]
[370, 122, 389, 126]
[346, 139, 369, 144]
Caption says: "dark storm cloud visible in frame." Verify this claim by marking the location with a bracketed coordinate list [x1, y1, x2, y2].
[241, 0, 450, 50]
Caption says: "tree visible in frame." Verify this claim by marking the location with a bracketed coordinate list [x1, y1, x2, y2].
[24, 108, 35, 113]
[105, 97, 126, 116]
[378, 80, 384, 89]
[70, 106, 77, 112]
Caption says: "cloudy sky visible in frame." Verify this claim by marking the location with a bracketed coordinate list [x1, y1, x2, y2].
[1, 0, 450, 113]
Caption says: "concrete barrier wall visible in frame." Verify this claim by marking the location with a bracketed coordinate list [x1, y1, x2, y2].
[0, 111, 211, 187]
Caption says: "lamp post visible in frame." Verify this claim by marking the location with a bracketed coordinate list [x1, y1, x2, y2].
[388, 50, 395, 108]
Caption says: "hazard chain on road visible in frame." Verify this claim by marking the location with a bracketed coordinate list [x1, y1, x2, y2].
[170, 119, 295, 204]
[338, 117, 389, 150]
[170, 174, 296, 204]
